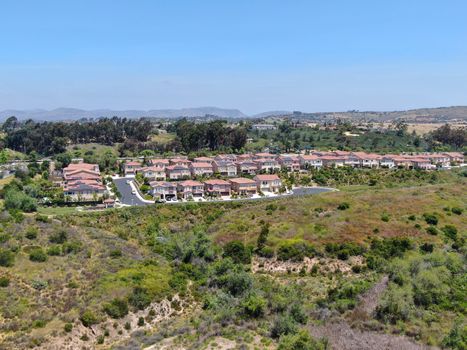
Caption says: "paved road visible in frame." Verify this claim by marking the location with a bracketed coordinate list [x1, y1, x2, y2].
[113, 178, 150, 206]
[113, 177, 335, 207]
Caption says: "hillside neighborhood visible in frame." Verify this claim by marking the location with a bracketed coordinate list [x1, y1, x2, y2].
[59, 150, 464, 205]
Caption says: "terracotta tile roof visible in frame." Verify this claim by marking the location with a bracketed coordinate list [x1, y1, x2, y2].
[178, 180, 203, 187]
[254, 174, 280, 181]
[204, 179, 230, 185]
[190, 162, 213, 168]
[229, 177, 256, 184]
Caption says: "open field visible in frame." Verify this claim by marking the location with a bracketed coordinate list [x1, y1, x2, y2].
[66, 143, 119, 158]
[150, 132, 176, 144]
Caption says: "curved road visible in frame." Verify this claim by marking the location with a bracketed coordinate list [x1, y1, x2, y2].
[113, 177, 336, 206]
[113, 177, 150, 206]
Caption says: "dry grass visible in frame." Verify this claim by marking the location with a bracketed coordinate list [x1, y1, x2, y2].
[208, 182, 466, 247]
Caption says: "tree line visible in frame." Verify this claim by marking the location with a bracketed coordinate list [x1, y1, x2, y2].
[1, 116, 152, 156]
[170, 118, 247, 152]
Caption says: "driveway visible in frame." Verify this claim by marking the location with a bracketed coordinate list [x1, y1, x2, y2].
[113, 178, 152, 206]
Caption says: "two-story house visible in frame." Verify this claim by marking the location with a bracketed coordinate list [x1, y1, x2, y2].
[253, 174, 282, 193]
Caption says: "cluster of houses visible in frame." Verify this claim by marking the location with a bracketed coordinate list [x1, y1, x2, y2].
[59, 150, 463, 203]
[124, 151, 464, 179]
[62, 162, 107, 202]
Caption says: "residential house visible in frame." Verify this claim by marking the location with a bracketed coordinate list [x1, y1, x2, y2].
[277, 155, 300, 171]
[320, 156, 345, 167]
[123, 161, 142, 176]
[236, 161, 258, 175]
[379, 156, 396, 168]
[229, 178, 257, 196]
[150, 181, 177, 200]
[254, 174, 282, 193]
[213, 161, 237, 177]
[63, 179, 106, 202]
[352, 152, 380, 168]
[253, 158, 280, 173]
[214, 154, 238, 162]
[410, 158, 436, 170]
[193, 156, 215, 164]
[253, 152, 276, 160]
[236, 154, 253, 162]
[139, 166, 166, 180]
[169, 157, 192, 167]
[189, 162, 214, 177]
[204, 179, 231, 197]
[298, 155, 322, 169]
[442, 152, 464, 164]
[165, 165, 191, 180]
[177, 180, 204, 199]
[148, 158, 170, 169]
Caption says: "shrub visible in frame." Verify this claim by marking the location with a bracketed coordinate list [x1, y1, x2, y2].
[376, 284, 414, 323]
[278, 330, 327, 350]
[25, 227, 38, 240]
[103, 298, 129, 319]
[408, 215, 416, 221]
[47, 245, 61, 256]
[451, 207, 463, 215]
[381, 213, 390, 222]
[29, 248, 48, 262]
[423, 213, 438, 226]
[124, 322, 131, 330]
[35, 214, 50, 223]
[337, 202, 350, 210]
[271, 315, 297, 339]
[257, 246, 274, 258]
[289, 303, 308, 324]
[277, 240, 315, 262]
[223, 240, 251, 264]
[413, 268, 450, 306]
[128, 287, 152, 310]
[420, 243, 434, 253]
[0, 249, 15, 267]
[426, 226, 439, 235]
[49, 230, 67, 244]
[242, 294, 266, 318]
[80, 310, 99, 327]
[31, 279, 48, 290]
[216, 271, 252, 297]
[64, 323, 73, 333]
[109, 249, 122, 258]
[442, 323, 467, 350]
[137, 317, 145, 326]
[442, 225, 458, 240]
[97, 335, 105, 344]
[0, 276, 10, 287]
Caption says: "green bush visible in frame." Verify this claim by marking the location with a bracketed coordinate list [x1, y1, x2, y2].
[25, 227, 38, 240]
[442, 225, 458, 240]
[337, 202, 350, 210]
[80, 310, 99, 327]
[271, 315, 297, 339]
[376, 284, 414, 323]
[0, 276, 10, 287]
[49, 230, 67, 244]
[381, 213, 390, 222]
[103, 298, 129, 319]
[137, 317, 145, 326]
[64, 323, 73, 333]
[223, 240, 251, 264]
[278, 330, 327, 350]
[29, 248, 48, 262]
[426, 226, 439, 235]
[0, 249, 15, 267]
[242, 294, 266, 318]
[47, 245, 61, 256]
[451, 207, 463, 215]
[128, 287, 152, 310]
[442, 323, 467, 350]
[413, 268, 450, 307]
[109, 249, 122, 258]
[423, 213, 438, 225]
[277, 240, 315, 262]
[289, 303, 308, 324]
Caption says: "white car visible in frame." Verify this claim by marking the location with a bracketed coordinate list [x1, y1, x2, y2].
[126, 180, 131, 184]
[131, 190, 136, 195]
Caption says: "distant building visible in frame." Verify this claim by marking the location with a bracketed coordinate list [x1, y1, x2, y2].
[251, 124, 277, 131]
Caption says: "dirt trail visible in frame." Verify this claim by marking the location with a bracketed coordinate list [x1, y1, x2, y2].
[310, 275, 439, 350]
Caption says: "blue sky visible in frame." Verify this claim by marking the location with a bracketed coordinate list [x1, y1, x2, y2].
[1, 0, 466, 114]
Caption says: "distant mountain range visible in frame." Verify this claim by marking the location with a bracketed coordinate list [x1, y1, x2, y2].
[0, 106, 466, 122]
